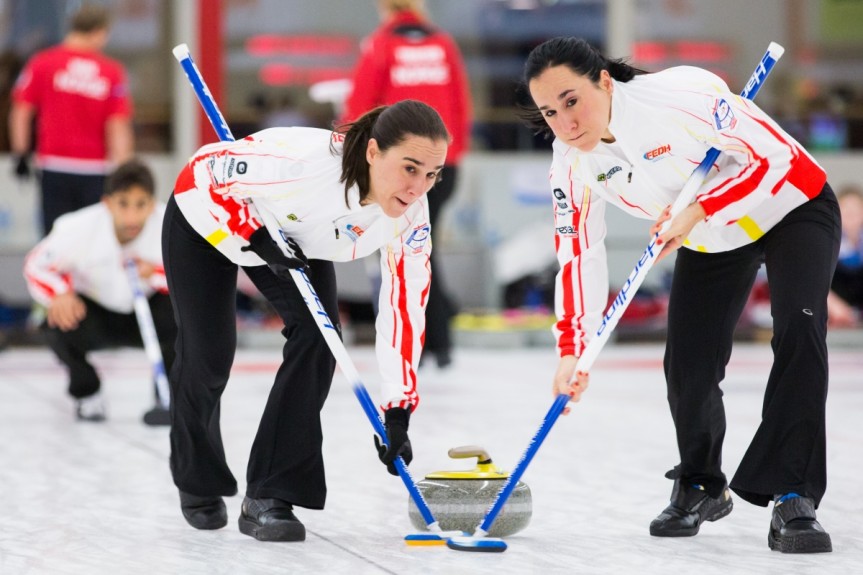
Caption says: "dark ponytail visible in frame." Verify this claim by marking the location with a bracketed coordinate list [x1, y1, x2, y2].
[517, 36, 647, 138]
[334, 100, 449, 207]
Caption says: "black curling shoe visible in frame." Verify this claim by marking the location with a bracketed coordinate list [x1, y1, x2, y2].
[650, 481, 733, 537]
[179, 490, 227, 530]
[238, 497, 306, 542]
[768, 495, 832, 553]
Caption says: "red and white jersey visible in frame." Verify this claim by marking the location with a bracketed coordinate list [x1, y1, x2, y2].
[343, 10, 471, 166]
[12, 45, 133, 174]
[549, 66, 827, 357]
[173, 127, 431, 411]
[23, 202, 167, 314]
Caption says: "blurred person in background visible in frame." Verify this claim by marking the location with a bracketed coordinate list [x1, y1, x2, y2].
[9, 3, 133, 235]
[827, 184, 863, 327]
[23, 159, 173, 423]
[342, 0, 471, 368]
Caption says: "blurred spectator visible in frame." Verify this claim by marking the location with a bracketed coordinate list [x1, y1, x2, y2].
[828, 185, 863, 328]
[9, 3, 134, 235]
[342, 0, 472, 368]
[22, 159, 173, 423]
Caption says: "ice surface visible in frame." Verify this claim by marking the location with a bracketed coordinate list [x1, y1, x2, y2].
[0, 342, 860, 574]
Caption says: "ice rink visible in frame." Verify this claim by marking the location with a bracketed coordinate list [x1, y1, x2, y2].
[0, 341, 860, 574]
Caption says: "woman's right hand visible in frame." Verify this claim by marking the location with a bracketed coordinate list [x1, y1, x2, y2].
[553, 355, 590, 415]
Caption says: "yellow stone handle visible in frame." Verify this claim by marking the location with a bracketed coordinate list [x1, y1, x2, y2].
[448, 445, 492, 465]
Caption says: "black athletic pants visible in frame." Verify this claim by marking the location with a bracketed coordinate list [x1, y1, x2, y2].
[40, 170, 106, 235]
[43, 293, 176, 399]
[424, 165, 458, 358]
[663, 184, 840, 508]
[162, 195, 339, 509]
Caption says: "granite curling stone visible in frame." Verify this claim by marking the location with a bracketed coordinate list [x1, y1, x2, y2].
[408, 445, 531, 537]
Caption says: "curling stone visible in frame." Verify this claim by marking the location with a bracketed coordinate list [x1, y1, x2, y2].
[408, 446, 531, 537]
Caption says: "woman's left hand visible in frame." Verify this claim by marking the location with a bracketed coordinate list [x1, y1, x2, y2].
[651, 202, 706, 262]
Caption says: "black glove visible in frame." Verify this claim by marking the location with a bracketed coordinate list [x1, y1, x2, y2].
[13, 154, 30, 179]
[241, 227, 308, 277]
[374, 407, 412, 476]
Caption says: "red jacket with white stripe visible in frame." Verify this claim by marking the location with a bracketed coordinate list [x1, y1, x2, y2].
[548, 66, 826, 358]
[173, 127, 431, 411]
[23, 202, 167, 313]
[12, 45, 133, 174]
[342, 10, 471, 166]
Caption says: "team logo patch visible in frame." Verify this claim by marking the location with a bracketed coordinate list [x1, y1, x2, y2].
[405, 223, 430, 253]
[712, 98, 737, 131]
[596, 165, 622, 182]
[553, 188, 566, 200]
[643, 144, 671, 161]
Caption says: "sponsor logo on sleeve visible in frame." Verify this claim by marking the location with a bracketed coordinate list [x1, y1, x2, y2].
[596, 165, 622, 182]
[555, 225, 579, 237]
[712, 98, 737, 131]
[552, 188, 570, 209]
[405, 223, 431, 253]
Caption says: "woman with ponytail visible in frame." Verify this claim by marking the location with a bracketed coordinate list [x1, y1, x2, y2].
[523, 37, 837, 553]
[162, 99, 449, 541]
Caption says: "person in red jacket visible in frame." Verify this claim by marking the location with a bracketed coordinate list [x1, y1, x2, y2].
[343, 0, 472, 368]
[9, 4, 134, 235]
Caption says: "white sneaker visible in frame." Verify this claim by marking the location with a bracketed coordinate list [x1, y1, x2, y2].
[76, 393, 106, 422]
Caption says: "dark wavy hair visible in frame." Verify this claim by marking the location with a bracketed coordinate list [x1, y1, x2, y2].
[517, 37, 647, 138]
[105, 158, 155, 197]
[333, 100, 450, 207]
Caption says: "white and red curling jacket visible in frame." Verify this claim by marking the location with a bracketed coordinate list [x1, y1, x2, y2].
[549, 66, 827, 358]
[23, 202, 167, 313]
[173, 127, 432, 411]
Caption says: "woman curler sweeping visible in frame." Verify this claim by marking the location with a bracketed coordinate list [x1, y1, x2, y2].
[522, 37, 838, 554]
[162, 99, 449, 541]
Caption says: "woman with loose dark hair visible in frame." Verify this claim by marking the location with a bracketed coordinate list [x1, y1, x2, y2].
[523, 36, 838, 554]
[162, 99, 449, 542]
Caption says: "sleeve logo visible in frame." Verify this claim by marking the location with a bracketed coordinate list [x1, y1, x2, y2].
[712, 98, 738, 132]
[405, 223, 431, 253]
